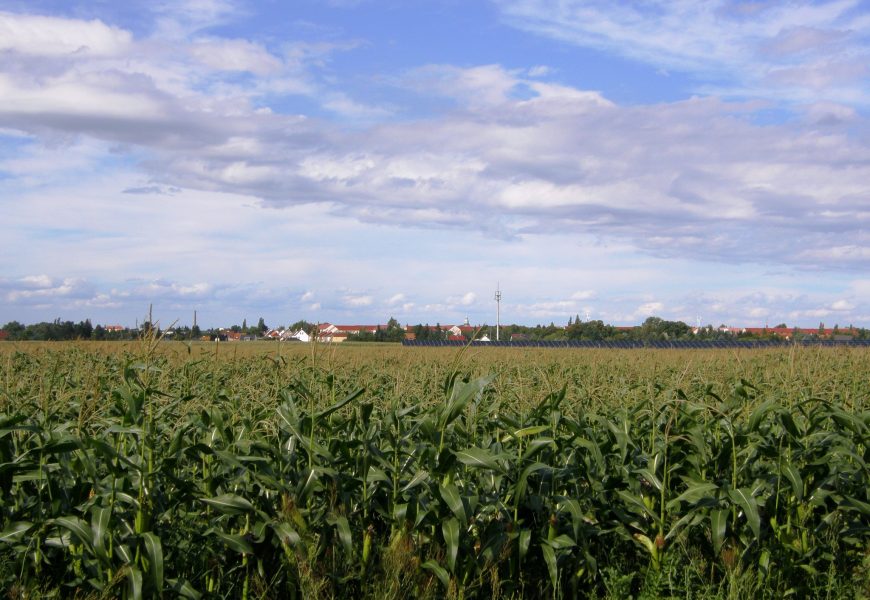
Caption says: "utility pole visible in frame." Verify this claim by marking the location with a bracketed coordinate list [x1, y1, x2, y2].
[494, 284, 501, 342]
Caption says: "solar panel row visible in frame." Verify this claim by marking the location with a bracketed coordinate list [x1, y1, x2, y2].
[402, 339, 870, 348]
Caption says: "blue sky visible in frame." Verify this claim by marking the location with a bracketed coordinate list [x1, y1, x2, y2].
[1, 0, 869, 329]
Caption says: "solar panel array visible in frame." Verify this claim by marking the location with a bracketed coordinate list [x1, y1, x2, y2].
[402, 339, 870, 349]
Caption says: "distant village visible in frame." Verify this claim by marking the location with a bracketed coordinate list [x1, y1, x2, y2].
[2, 315, 868, 343]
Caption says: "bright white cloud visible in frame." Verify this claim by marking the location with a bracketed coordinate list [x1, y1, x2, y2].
[0, 11, 131, 56]
[831, 299, 855, 311]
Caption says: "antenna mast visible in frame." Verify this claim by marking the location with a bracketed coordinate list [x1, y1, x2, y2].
[494, 284, 502, 342]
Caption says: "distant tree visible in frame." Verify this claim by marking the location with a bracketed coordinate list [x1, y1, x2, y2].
[638, 316, 690, 341]
[1, 321, 25, 340]
[566, 319, 615, 341]
[77, 319, 93, 339]
[774, 323, 787, 329]
[242, 318, 247, 331]
[289, 320, 315, 333]
[257, 317, 267, 334]
[384, 317, 405, 342]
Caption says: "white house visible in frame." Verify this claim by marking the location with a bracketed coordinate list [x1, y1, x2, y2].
[291, 329, 311, 343]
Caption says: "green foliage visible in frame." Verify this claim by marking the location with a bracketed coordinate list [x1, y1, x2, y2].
[0, 342, 867, 598]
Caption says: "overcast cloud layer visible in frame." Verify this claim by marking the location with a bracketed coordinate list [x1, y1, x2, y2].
[1, 0, 868, 328]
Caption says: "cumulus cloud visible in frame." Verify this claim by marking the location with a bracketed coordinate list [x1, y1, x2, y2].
[0, 8, 867, 275]
[344, 294, 373, 307]
[387, 293, 406, 305]
[2, 276, 91, 302]
[830, 299, 855, 311]
[0, 11, 132, 56]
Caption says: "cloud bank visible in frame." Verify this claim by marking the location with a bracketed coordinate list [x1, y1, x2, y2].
[0, 1, 868, 327]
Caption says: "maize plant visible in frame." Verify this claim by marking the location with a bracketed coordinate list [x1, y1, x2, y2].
[0, 342, 868, 598]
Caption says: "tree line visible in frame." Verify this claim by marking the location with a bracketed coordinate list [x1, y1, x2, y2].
[3, 316, 868, 343]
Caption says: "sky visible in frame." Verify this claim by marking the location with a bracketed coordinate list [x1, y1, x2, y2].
[1, 0, 869, 329]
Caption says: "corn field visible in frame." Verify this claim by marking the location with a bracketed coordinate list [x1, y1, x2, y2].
[0, 339, 868, 598]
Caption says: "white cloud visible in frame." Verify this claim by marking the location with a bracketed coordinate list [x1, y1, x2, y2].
[831, 299, 854, 311]
[0, 11, 131, 56]
[345, 294, 373, 307]
[527, 65, 552, 77]
[190, 38, 283, 75]
[387, 293, 406, 305]
[636, 302, 664, 317]
[494, 0, 870, 105]
[1, 8, 866, 274]
[571, 290, 596, 300]
[2, 276, 94, 304]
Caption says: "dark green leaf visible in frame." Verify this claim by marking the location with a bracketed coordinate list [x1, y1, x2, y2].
[439, 483, 466, 523]
[0, 521, 33, 544]
[711, 509, 728, 554]
[142, 532, 163, 593]
[200, 493, 254, 515]
[454, 447, 504, 471]
[442, 517, 460, 572]
[212, 531, 254, 555]
[421, 560, 450, 589]
[728, 488, 760, 539]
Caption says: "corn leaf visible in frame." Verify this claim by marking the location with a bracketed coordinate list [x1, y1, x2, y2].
[142, 532, 164, 593]
[0, 521, 33, 544]
[439, 482, 467, 523]
[200, 493, 254, 515]
[712, 508, 728, 554]
[454, 447, 504, 472]
[728, 488, 760, 539]
[442, 517, 460, 572]
[421, 560, 450, 589]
